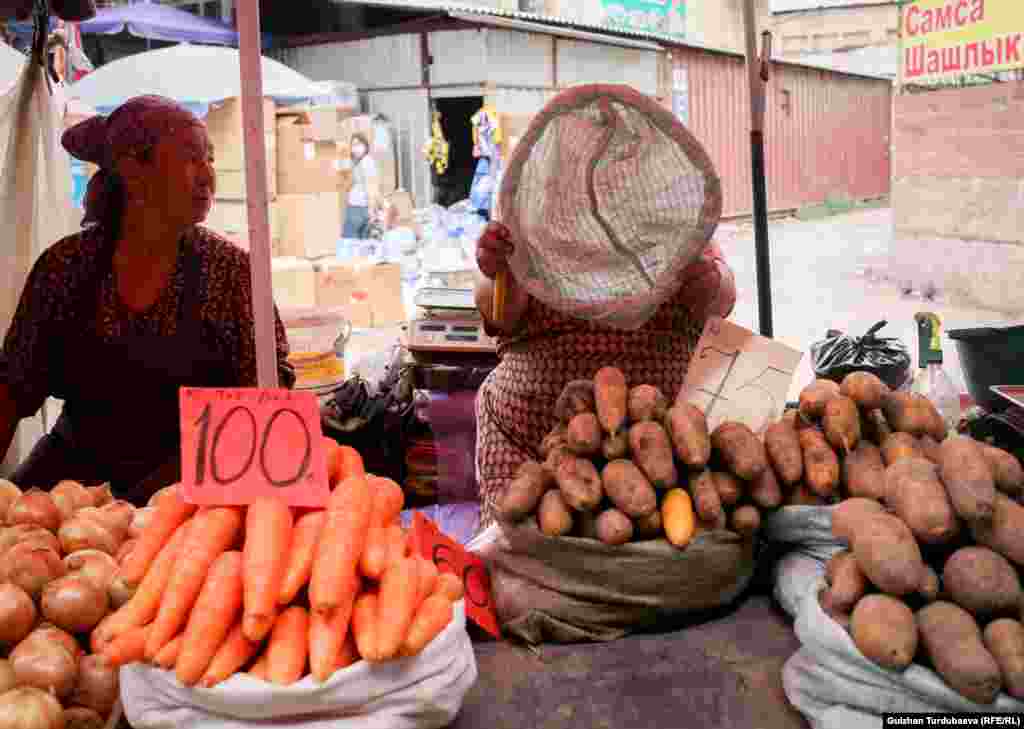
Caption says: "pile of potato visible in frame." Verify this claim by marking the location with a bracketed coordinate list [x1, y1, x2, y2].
[0, 479, 156, 729]
[775, 372, 1024, 704]
[495, 366, 782, 548]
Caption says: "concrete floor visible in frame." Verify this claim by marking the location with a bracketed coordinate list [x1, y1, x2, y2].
[715, 206, 1020, 398]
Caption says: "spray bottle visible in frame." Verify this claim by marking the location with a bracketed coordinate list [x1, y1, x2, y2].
[912, 312, 961, 434]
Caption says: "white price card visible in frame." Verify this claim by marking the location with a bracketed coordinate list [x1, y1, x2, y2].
[680, 320, 803, 436]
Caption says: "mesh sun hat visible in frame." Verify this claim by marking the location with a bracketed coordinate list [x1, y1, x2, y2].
[496, 84, 723, 331]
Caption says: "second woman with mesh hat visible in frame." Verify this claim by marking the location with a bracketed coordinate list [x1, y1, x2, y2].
[0, 95, 295, 504]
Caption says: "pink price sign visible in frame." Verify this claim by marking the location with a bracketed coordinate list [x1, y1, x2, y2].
[178, 387, 331, 507]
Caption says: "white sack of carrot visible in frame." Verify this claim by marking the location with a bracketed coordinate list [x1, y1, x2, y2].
[95, 441, 476, 727]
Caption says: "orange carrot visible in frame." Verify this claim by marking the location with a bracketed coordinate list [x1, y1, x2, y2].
[242, 498, 293, 642]
[153, 635, 183, 670]
[375, 558, 420, 660]
[200, 623, 261, 688]
[119, 486, 197, 585]
[145, 507, 244, 660]
[308, 575, 358, 683]
[278, 509, 326, 606]
[176, 550, 245, 686]
[351, 590, 380, 662]
[368, 476, 404, 527]
[400, 595, 454, 657]
[266, 606, 309, 686]
[309, 475, 373, 615]
[93, 522, 190, 650]
[359, 526, 389, 580]
[413, 557, 439, 609]
[248, 652, 269, 681]
[434, 573, 465, 602]
[385, 526, 408, 571]
[103, 625, 152, 668]
[326, 442, 365, 487]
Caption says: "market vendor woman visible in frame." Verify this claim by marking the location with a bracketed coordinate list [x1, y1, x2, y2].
[0, 95, 295, 504]
[474, 226, 736, 529]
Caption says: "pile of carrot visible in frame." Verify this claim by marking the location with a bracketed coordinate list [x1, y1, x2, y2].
[89, 439, 464, 688]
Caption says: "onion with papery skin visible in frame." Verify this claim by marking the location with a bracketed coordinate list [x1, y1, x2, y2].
[70, 655, 118, 717]
[7, 490, 61, 533]
[0, 481, 22, 523]
[1, 547, 65, 600]
[10, 637, 78, 698]
[115, 540, 136, 565]
[29, 625, 83, 661]
[147, 485, 177, 510]
[57, 519, 119, 557]
[41, 577, 108, 634]
[84, 485, 112, 508]
[127, 508, 153, 540]
[0, 583, 37, 648]
[106, 576, 135, 610]
[0, 526, 60, 557]
[50, 482, 91, 524]
[96, 502, 134, 541]
[61, 552, 117, 593]
[63, 707, 102, 729]
[0, 687, 65, 729]
[0, 660, 16, 694]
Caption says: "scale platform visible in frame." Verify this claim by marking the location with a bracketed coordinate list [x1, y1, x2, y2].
[408, 288, 497, 356]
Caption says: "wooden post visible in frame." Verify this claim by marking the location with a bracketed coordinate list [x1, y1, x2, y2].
[236, 0, 278, 388]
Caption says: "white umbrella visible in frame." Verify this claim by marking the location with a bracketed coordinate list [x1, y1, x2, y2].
[66, 42, 322, 110]
[0, 43, 26, 91]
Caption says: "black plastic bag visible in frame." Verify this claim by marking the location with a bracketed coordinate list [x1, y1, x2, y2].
[810, 321, 911, 390]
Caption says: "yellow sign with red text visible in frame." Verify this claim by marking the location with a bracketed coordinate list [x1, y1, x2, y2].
[901, 0, 1024, 82]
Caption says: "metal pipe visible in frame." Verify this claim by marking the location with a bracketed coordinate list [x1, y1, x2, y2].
[237, 0, 278, 388]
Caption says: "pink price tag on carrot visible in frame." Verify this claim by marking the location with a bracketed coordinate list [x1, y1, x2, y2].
[409, 512, 501, 638]
[178, 387, 331, 507]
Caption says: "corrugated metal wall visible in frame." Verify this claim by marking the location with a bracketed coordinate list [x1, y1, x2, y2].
[671, 48, 892, 218]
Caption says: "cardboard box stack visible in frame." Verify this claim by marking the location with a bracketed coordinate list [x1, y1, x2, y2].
[315, 257, 404, 329]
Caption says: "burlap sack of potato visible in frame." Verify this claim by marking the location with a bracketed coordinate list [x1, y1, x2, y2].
[472, 520, 755, 645]
[764, 505, 1024, 728]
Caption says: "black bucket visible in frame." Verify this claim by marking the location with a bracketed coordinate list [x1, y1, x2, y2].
[947, 323, 1024, 413]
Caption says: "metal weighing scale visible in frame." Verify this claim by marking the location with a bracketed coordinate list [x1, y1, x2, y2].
[407, 288, 497, 391]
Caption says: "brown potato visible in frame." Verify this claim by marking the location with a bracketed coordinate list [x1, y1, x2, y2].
[799, 379, 841, 420]
[602, 431, 630, 461]
[749, 466, 783, 509]
[883, 457, 959, 545]
[938, 436, 997, 526]
[567, 413, 603, 457]
[627, 384, 668, 424]
[849, 514, 928, 596]
[730, 505, 761, 539]
[594, 367, 628, 437]
[497, 461, 554, 522]
[711, 421, 767, 481]
[764, 418, 803, 485]
[537, 490, 574, 537]
[660, 489, 695, 548]
[555, 380, 596, 425]
[628, 421, 679, 489]
[634, 509, 664, 540]
[664, 403, 711, 468]
[595, 509, 634, 546]
[984, 619, 1024, 699]
[823, 396, 861, 454]
[843, 441, 886, 501]
[881, 392, 933, 437]
[712, 472, 743, 507]
[831, 497, 887, 543]
[942, 546, 1022, 619]
[555, 457, 604, 512]
[840, 371, 889, 411]
[544, 446, 574, 475]
[971, 493, 1024, 568]
[689, 470, 724, 523]
[819, 587, 852, 632]
[881, 432, 923, 467]
[601, 460, 657, 518]
[799, 428, 840, 497]
[825, 550, 868, 613]
[862, 408, 893, 446]
[980, 443, 1024, 498]
[917, 601, 1002, 704]
[851, 594, 918, 671]
[540, 426, 569, 459]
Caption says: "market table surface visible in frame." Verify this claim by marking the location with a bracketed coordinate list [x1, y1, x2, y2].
[452, 593, 807, 729]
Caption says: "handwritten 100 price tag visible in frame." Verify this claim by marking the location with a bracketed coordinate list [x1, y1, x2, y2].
[178, 388, 331, 507]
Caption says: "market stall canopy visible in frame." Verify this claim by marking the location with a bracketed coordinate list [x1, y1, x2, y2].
[67, 43, 322, 111]
[77, 0, 238, 46]
[0, 42, 24, 90]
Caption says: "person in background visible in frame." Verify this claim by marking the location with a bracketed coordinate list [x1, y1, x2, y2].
[342, 132, 379, 241]
[473, 222, 736, 529]
[0, 95, 295, 504]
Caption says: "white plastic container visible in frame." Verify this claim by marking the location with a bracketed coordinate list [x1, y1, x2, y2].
[280, 307, 352, 393]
